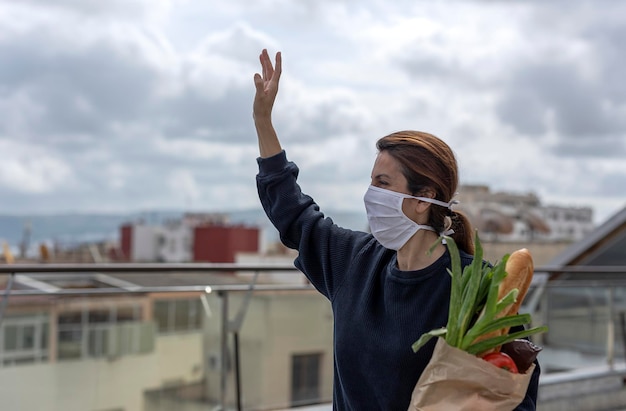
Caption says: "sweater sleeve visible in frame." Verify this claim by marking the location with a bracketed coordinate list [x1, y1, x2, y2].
[256, 150, 371, 300]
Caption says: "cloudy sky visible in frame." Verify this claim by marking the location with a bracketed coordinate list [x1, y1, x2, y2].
[0, 0, 624, 225]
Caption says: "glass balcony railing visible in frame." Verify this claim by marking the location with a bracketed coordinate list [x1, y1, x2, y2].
[1, 263, 626, 411]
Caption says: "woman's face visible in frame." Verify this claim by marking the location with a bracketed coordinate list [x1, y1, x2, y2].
[370, 150, 410, 194]
[371, 151, 425, 222]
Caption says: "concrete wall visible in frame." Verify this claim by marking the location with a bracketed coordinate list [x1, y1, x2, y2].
[0, 354, 154, 410]
[0, 331, 204, 411]
[132, 225, 160, 262]
[202, 290, 334, 410]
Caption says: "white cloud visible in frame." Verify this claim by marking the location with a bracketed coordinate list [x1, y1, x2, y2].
[0, 141, 73, 193]
[0, 0, 623, 226]
[153, 138, 258, 165]
[166, 169, 201, 206]
[6, 0, 173, 22]
[104, 163, 130, 190]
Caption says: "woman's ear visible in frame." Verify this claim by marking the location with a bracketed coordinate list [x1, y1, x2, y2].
[413, 199, 432, 215]
[402, 197, 431, 223]
[412, 189, 436, 217]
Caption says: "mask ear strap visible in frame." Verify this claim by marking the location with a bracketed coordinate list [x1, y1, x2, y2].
[412, 196, 460, 211]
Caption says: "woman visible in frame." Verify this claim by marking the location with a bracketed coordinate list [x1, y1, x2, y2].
[253, 49, 539, 410]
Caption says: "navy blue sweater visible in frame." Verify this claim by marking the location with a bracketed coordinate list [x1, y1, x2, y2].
[257, 150, 539, 410]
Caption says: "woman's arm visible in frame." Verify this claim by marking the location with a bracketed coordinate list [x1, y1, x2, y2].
[514, 359, 540, 410]
[253, 49, 283, 158]
[252, 49, 376, 300]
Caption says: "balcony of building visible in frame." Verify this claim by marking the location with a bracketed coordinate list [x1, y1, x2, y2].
[1, 262, 626, 411]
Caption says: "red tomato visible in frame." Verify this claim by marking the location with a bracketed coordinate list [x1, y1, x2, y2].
[481, 352, 519, 373]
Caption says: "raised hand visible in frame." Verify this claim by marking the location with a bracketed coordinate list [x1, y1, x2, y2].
[253, 49, 282, 120]
[253, 49, 283, 158]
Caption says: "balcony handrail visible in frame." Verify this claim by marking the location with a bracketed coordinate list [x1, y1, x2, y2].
[1, 264, 626, 296]
[1, 262, 625, 274]
[0, 262, 301, 274]
[3, 283, 315, 296]
[0, 263, 313, 296]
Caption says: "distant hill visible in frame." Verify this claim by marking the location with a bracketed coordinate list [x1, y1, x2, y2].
[0, 209, 368, 253]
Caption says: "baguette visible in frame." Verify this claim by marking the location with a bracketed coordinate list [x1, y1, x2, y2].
[499, 248, 534, 323]
[472, 248, 535, 348]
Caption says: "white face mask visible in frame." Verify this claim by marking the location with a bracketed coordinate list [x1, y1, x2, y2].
[363, 185, 454, 251]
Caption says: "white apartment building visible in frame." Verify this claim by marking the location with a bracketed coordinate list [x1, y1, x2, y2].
[534, 205, 594, 241]
[457, 185, 594, 243]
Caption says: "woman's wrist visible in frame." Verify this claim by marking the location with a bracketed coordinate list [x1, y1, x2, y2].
[253, 110, 272, 122]
[254, 117, 282, 158]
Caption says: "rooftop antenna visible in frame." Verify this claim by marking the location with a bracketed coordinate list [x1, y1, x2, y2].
[19, 220, 32, 259]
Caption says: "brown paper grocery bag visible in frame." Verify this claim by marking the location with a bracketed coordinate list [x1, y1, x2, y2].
[408, 338, 535, 411]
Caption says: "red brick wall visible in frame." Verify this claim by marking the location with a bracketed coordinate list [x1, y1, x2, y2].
[120, 224, 133, 261]
[193, 225, 259, 263]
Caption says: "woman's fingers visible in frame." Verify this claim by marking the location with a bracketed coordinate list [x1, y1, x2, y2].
[273, 51, 282, 83]
[261, 49, 272, 81]
[259, 49, 281, 84]
[253, 49, 282, 119]
[253, 73, 264, 92]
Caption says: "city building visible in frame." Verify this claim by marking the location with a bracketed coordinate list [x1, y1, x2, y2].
[120, 213, 260, 263]
[457, 184, 594, 243]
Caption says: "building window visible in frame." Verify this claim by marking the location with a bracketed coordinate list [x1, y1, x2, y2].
[153, 299, 203, 334]
[0, 314, 49, 367]
[57, 305, 144, 360]
[291, 353, 322, 406]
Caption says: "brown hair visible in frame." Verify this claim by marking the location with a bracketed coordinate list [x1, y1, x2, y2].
[376, 130, 474, 255]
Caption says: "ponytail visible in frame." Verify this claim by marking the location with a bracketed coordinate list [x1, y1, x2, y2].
[449, 210, 474, 255]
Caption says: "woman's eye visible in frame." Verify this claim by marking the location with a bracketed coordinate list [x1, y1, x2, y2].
[371, 177, 390, 187]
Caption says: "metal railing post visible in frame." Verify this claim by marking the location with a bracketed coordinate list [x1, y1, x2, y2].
[607, 287, 615, 369]
[229, 271, 259, 411]
[220, 290, 229, 410]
